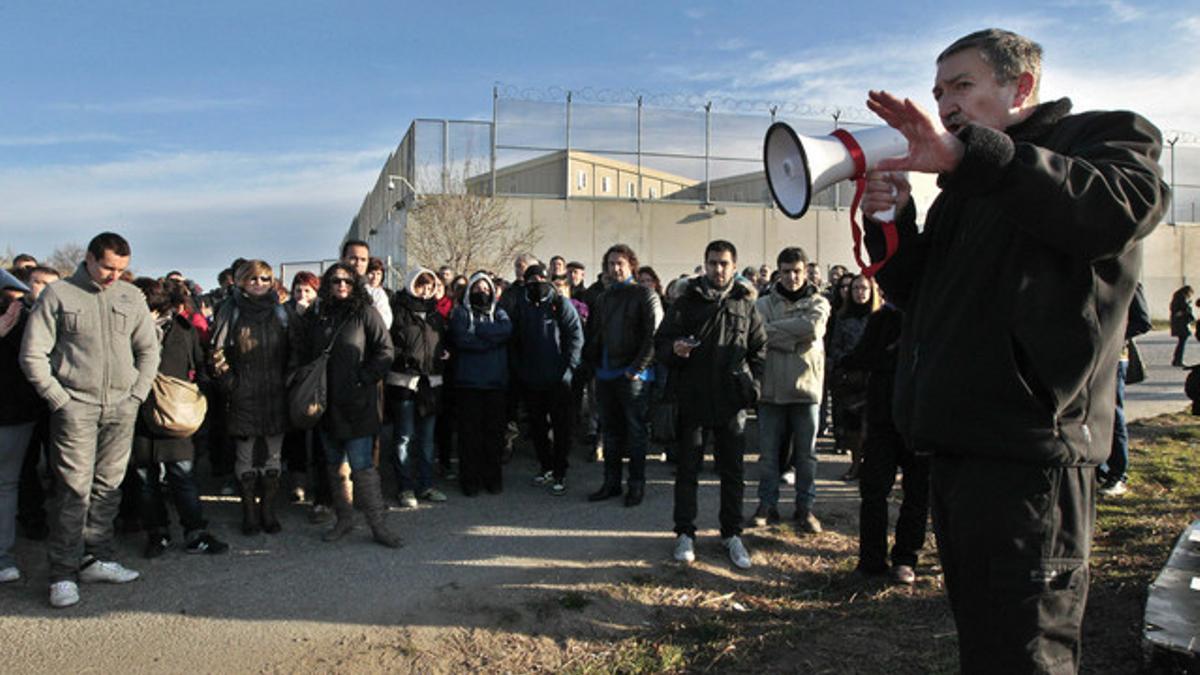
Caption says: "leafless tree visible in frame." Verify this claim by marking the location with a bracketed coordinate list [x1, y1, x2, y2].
[46, 243, 86, 276]
[406, 190, 541, 277]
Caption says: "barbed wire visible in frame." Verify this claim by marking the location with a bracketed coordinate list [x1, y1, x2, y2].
[494, 82, 878, 123]
[1164, 130, 1200, 145]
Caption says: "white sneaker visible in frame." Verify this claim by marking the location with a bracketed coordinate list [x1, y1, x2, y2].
[419, 488, 448, 503]
[532, 470, 553, 486]
[79, 559, 140, 584]
[782, 469, 796, 486]
[399, 490, 418, 508]
[49, 580, 80, 608]
[673, 534, 695, 563]
[0, 566, 20, 583]
[724, 535, 752, 569]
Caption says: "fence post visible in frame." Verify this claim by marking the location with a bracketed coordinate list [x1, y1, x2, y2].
[565, 91, 573, 201]
[704, 101, 712, 205]
[491, 86, 498, 197]
[637, 95, 643, 203]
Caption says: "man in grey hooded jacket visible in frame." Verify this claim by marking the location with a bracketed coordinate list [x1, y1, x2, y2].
[19, 232, 159, 608]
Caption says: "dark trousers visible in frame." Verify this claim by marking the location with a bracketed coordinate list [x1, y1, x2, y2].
[674, 411, 746, 540]
[206, 390, 235, 476]
[435, 388, 455, 470]
[456, 388, 506, 492]
[1103, 360, 1129, 482]
[931, 454, 1093, 675]
[596, 377, 650, 488]
[525, 382, 573, 480]
[134, 460, 207, 535]
[858, 425, 929, 571]
[17, 415, 50, 531]
[1173, 334, 1188, 365]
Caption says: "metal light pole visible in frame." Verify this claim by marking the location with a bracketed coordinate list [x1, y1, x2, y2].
[1167, 136, 1177, 225]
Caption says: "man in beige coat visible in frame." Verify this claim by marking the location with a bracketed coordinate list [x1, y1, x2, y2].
[750, 247, 830, 532]
[20, 232, 159, 608]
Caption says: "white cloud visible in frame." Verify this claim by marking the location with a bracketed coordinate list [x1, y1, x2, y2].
[0, 132, 127, 147]
[0, 147, 388, 280]
[47, 96, 258, 115]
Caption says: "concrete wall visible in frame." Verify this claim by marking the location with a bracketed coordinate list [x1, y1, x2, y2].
[373, 194, 1198, 320]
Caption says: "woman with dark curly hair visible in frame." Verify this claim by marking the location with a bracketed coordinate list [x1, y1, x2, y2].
[292, 263, 400, 547]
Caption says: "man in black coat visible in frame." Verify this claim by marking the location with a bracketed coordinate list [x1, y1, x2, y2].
[862, 28, 1169, 673]
[655, 240, 766, 570]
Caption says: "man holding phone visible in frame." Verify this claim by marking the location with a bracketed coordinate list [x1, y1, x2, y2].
[656, 240, 766, 569]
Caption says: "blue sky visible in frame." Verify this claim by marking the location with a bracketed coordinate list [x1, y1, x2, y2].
[2, 0, 1197, 285]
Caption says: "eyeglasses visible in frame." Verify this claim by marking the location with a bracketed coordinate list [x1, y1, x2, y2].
[331, 277, 354, 286]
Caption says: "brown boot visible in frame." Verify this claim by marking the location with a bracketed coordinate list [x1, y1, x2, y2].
[260, 469, 282, 534]
[238, 472, 260, 535]
[322, 465, 356, 542]
[352, 467, 402, 548]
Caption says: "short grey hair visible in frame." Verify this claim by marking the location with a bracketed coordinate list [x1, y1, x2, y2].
[939, 28, 1043, 99]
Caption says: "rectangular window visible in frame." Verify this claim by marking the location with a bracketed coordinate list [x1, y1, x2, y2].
[648, 187, 658, 199]
[577, 170, 587, 189]
[627, 182, 636, 198]
[601, 176, 611, 193]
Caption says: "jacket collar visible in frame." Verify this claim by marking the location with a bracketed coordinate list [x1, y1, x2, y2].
[1006, 98, 1072, 144]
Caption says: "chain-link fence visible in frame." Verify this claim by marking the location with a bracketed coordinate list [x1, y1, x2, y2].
[352, 88, 1200, 239]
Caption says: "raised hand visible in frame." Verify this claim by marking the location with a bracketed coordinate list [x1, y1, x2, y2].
[867, 90, 964, 174]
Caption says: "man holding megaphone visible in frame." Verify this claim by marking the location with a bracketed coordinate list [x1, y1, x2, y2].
[854, 28, 1169, 673]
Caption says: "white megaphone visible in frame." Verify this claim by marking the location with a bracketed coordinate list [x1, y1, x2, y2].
[763, 122, 908, 219]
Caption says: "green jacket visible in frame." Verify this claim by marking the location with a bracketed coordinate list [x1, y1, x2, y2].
[19, 264, 160, 411]
[756, 283, 830, 405]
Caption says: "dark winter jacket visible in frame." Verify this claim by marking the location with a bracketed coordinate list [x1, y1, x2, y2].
[448, 273, 512, 390]
[839, 303, 903, 432]
[1170, 294, 1195, 338]
[510, 281, 584, 391]
[583, 279, 663, 374]
[0, 306, 44, 425]
[868, 98, 1169, 466]
[210, 289, 291, 438]
[388, 269, 448, 413]
[133, 314, 207, 465]
[293, 294, 394, 442]
[655, 276, 767, 423]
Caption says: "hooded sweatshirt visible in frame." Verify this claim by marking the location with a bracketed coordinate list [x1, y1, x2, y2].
[388, 267, 447, 389]
[447, 272, 512, 390]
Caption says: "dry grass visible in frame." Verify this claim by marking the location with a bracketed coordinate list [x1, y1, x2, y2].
[288, 412, 1199, 673]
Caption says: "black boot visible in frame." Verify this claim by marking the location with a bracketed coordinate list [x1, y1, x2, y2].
[238, 472, 260, 535]
[624, 483, 644, 507]
[352, 467, 402, 548]
[259, 469, 282, 534]
[588, 481, 623, 502]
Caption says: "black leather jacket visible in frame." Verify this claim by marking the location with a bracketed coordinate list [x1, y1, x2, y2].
[869, 98, 1169, 466]
[583, 280, 662, 373]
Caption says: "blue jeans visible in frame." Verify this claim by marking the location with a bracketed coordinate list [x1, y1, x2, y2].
[321, 434, 375, 472]
[135, 460, 206, 535]
[390, 398, 436, 493]
[596, 377, 650, 487]
[756, 402, 820, 510]
[1103, 360, 1128, 482]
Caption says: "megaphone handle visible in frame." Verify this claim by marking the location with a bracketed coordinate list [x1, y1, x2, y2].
[847, 173, 900, 279]
[831, 129, 900, 278]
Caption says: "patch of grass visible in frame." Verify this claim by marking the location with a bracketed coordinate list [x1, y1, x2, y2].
[569, 639, 686, 675]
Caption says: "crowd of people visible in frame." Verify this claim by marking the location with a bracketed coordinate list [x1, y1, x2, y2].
[0, 25, 1181, 674]
[0, 227, 928, 608]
